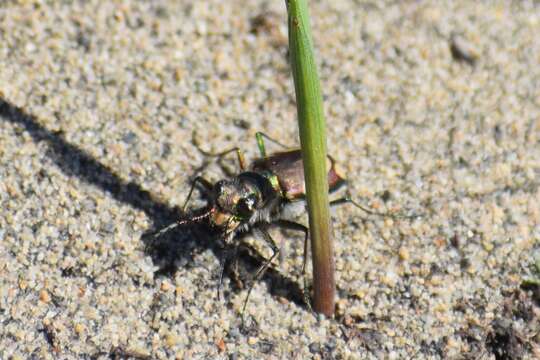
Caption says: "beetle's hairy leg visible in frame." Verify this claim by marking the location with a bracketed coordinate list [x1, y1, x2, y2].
[241, 227, 279, 324]
[199, 146, 246, 172]
[274, 220, 312, 310]
[255, 132, 267, 158]
[193, 130, 246, 174]
[182, 176, 213, 213]
[255, 131, 290, 157]
[217, 247, 227, 301]
[217, 244, 240, 301]
[330, 195, 421, 220]
[146, 175, 212, 242]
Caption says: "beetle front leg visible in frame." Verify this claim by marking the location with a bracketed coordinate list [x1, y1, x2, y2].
[198, 146, 247, 172]
[217, 244, 241, 301]
[147, 176, 213, 240]
[193, 131, 247, 172]
[241, 226, 279, 321]
[182, 176, 214, 213]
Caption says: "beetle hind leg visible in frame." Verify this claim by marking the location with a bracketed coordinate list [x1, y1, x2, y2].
[274, 220, 312, 310]
[330, 195, 420, 219]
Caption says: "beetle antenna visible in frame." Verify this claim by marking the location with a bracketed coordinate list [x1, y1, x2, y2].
[151, 207, 214, 239]
[176, 207, 213, 226]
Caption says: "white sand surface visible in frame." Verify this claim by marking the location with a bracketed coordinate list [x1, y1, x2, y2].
[1, 1, 539, 358]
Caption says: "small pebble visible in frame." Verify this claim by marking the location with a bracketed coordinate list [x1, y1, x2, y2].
[450, 33, 480, 65]
[39, 290, 50, 303]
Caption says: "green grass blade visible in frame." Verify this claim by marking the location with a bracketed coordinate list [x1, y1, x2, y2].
[286, 0, 335, 316]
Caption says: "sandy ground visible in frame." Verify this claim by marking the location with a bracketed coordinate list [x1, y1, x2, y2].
[1, 0, 539, 359]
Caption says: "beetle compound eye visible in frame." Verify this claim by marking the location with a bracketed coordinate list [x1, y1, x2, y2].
[236, 196, 256, 218]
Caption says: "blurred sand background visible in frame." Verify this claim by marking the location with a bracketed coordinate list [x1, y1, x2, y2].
[1, 0, 539, 359]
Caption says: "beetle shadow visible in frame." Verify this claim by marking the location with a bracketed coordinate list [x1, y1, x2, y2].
[142, 220, 305, 307]
[0, 97, 305, 307]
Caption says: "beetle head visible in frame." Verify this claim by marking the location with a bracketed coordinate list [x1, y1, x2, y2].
[212, 179, 262, 223]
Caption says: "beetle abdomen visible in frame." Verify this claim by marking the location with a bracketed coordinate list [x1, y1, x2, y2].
[251, 149, 345, 200]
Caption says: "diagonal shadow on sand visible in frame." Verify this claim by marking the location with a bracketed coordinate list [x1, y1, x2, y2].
[0, 97, 305, 307]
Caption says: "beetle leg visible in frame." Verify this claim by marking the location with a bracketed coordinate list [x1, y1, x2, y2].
[255, 132, 267, 158]
[148, 177, 212, 240]
[193, 131, 246, 172]
[217, 247, 228, 301]
[274, 220, 312, 309]
[274, 220, 308, 271]
[199, 146, 246, 172]
[330, 196, 419, 219]
[241, 226, 279, 322]
[217, 244, 240, 301]
[330, 196, 383, 215]
[255, 131, 290, 158]
[147, 177, 213, 240]
[182, 176, 213, 213]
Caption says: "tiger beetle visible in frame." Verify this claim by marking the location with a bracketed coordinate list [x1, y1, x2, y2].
[153, 132, 404, 319]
